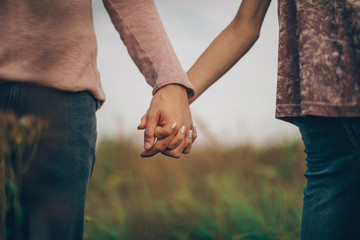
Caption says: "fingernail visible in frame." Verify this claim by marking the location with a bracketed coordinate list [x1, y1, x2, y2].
[188, 130, 193, 138]
[193, 126, 197, 133]
[144, 142, 151, 150]
[181, 126, 185, 134]
[171, 122, 177, 129]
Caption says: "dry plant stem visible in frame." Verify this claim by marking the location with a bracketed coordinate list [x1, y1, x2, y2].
[22, 134, 41, 175]
[6, 154, 23, 240]
[0, 112, 47, 240]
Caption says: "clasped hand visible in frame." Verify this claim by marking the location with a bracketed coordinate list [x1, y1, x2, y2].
[138, 84, 197, 158]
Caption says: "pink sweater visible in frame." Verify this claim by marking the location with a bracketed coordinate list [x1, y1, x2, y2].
[0, 0, 194, 108]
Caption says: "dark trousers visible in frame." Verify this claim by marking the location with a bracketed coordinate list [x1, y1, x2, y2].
[293, 116, 360, 240]
[0, 82, 97, 240]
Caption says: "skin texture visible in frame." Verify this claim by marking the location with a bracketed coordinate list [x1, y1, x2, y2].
[140, 0, 270, 157]
[138, 84, 195, 158]
[188, 0, 271, 103]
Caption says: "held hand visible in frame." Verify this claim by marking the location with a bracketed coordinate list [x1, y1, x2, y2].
[137, 84, 195, 158]
[138, 117, 197, 156]
[138, 119, 197, 156]
[162, 125, 197, 156]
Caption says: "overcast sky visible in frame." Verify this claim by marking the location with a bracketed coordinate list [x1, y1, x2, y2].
[92, 0, 300, 146]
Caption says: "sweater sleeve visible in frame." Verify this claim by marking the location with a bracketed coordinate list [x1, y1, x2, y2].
[102, 0, 194, 97]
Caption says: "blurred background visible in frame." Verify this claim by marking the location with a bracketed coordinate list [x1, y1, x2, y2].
[92, 0, 300, 146]
[84, 1, 307, 239]
[2, 1, 307, 239]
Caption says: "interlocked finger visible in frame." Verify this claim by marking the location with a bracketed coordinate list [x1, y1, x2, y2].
[182, 129, 193, 154]
[167, 125, 186, 150]
[155, 122, 178, 139]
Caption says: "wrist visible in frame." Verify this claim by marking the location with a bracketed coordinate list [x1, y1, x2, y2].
[158, 84, 188, 98]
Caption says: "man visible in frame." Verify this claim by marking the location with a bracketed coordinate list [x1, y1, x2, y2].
[0, 0, 194, 239]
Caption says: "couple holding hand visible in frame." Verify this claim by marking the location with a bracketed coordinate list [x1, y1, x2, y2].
[1, 0, 360, 239]
[138, 0, 270, 158]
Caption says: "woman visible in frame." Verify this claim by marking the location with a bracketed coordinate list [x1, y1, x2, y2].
[140, 0, 360, 239]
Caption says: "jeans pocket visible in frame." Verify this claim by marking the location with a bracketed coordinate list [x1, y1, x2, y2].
[0, 83, 12, 111]
[342, 118, 360, 163]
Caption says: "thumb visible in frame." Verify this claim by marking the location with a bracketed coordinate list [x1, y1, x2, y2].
[143, 114, 158, 150]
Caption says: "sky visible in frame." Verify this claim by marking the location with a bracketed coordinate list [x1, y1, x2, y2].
[91, 0, 300, 146]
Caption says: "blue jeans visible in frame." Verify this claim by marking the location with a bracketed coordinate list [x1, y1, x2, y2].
[0, 82, 97, 240]
[293, 116, 360, 240]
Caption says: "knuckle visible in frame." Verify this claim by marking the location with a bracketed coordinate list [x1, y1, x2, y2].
[185, 139, 192, 146]
[168, 144, 177, 150]
[169, 138, 183, 150]
[155, 142, 168, 152]
[144, 131, 153, 139]
[147, 111, 156, 118]
[146, 114, 157, 125]
[175, 137, 183, 144]
[167, 144, 176, 150]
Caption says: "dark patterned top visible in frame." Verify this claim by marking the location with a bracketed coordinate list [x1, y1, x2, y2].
[276, 0, 360, 119]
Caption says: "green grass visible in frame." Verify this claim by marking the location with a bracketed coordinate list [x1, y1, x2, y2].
[85, 138, 306, 240]
[0, 112, 306, 239]
[0, 112, 47, 240]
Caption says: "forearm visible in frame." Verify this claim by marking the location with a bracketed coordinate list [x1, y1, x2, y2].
[103, 0, 194, 97]
[187, 0, 271, 104]
[187, 23, 259, 103]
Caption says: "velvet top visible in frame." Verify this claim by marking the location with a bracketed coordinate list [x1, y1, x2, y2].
[276, 0, 360, 118]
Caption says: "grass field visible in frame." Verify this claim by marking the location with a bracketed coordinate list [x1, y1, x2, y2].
[84, 136, 306, 240]
[0, 112, 47, 240]
[0, 112, 306, 239]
